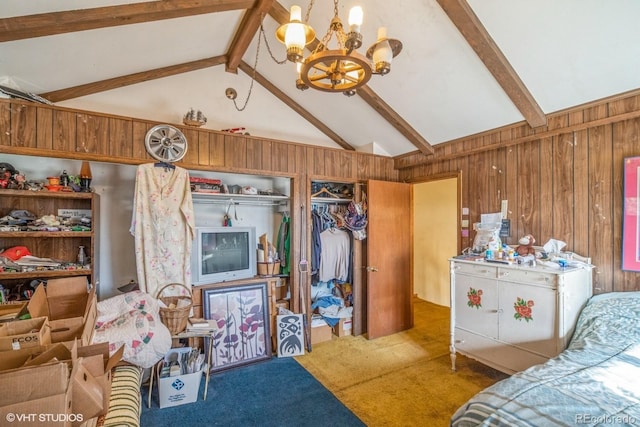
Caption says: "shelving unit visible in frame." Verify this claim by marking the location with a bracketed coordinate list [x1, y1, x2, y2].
[0, 189, 99, 295]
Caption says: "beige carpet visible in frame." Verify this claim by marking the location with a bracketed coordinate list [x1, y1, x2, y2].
[294, 298, 508, 426]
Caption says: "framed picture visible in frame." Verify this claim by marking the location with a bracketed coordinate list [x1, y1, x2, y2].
[622, 156, 640, 271]
[203, 282, 271, 372]
[276, 314, 305, 357]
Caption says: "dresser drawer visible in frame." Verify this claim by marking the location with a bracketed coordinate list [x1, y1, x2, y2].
[453, 262, 497, 278]
[497, 268, 556, 286]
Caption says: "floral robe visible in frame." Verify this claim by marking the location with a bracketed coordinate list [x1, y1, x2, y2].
[129, 163, 195, 297]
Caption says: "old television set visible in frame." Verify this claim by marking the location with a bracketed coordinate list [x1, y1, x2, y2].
[191, 226, 257, 285]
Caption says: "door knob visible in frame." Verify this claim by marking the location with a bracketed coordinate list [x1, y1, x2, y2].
[366, 266, 378, 272]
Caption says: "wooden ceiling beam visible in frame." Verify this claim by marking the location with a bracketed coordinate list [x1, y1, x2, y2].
[436, 0, 547, 128]
[238, 61, 355, 151]
[0, 0, 254, 42]
[41, 56, 227, 102]
[357, 86, 434, 156]
[226, 0, 276, 73]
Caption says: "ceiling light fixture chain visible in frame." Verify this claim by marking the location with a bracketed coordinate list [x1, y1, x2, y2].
[228, 14, 288, 112]
[260, 23, 287, 65]
[228, 18, 265, 112]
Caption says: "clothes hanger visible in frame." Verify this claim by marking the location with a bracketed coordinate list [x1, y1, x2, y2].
[154, 161, 175, 171]
[311, 187, 340, 198]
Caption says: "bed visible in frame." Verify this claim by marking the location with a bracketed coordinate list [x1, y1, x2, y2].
[451, 292, 640, 427]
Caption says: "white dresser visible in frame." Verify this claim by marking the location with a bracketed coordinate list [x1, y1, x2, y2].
[449, 257, 593, 374]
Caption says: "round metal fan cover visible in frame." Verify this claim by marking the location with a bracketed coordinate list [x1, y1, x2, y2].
[144, 124, 188, 162]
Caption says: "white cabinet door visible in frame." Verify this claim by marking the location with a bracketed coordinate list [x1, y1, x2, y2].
[498, 281, 558, 357]
[454, 274, 498, 339]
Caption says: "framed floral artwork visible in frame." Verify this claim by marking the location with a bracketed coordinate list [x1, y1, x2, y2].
[203, 282, 271, 372]
[623, 156, 640, 271]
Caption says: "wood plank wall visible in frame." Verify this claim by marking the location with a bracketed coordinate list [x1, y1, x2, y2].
[398, 92, 640, 294]
[0, 99, 398, 182]
[0, 98, 399, 314]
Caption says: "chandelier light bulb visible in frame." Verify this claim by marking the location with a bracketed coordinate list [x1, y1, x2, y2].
[348, 6, 363, 33]
[283, 5, 309, 62]
[373, 27, 393, 75]
[290, 5, 302, 21]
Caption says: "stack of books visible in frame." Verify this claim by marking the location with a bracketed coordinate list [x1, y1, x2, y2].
[186, 317, 217, 332]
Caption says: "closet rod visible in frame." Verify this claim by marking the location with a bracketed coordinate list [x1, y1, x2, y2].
[193, 199, 289, 207]
[310, 197, 351, 204]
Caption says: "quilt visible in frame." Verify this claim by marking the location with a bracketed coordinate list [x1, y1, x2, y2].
[92, 290, 172, 369]
[450, 292, 640, 426]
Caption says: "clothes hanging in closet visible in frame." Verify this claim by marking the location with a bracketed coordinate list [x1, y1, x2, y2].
[276, 213, 291, 275]
[311, 209, 323, 275]
[318, 228, 350, 282]
[129, 163, 195, 297]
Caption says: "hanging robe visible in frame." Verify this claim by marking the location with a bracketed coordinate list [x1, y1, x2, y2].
[129, 163, 195, 297]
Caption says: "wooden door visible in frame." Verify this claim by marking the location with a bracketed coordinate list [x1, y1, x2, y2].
[366, 180, 412, 339]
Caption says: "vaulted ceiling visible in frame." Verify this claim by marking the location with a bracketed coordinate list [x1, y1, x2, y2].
[2, 1, 640, 158]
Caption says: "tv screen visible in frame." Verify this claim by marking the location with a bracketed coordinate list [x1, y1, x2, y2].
[192, 226, 257, 285]
[201, 231, 250, 274]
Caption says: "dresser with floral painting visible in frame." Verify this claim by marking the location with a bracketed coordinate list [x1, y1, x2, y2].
[449, 257, 593, 375]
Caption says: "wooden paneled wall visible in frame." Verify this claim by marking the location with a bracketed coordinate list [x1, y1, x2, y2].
[0, 99, 398, 182]
[398, 92, 640, 294]
[0, 98, 399, 313]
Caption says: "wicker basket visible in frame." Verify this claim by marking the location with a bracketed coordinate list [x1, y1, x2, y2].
[157, 283, 192, 335]
[257, 261, 280, 276]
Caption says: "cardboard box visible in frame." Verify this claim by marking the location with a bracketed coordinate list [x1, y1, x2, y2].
[332, 318, 353, 337]
[275, 299, 290, 311]
[310, 317, 332, 345]
[0, 361, 73, 427]
[158, 347, 202, 408]
[75, 343, 124, 417]
[0, 316, 51, 350]
[28, 277, 97, 345]
[0, 341, 123, 422]
[0, 301, 29, 323]
[274, 277, 288, 300]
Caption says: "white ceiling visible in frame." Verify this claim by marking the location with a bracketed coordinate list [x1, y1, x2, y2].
[2, 1, 640, 157]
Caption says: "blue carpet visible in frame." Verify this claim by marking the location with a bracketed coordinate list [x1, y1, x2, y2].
[141, 357, 366, 426]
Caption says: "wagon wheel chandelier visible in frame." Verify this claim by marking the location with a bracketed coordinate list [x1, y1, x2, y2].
[276, 0, 403, 96]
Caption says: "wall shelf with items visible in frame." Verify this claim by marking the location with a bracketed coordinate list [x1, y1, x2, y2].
[0, 189, 99, 295]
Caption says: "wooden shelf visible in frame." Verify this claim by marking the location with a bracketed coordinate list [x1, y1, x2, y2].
[0, 189, 94, 199]
[0, 189, 99, 289]
[0, 231, 92, 238]
[0, 269, 92, 280]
